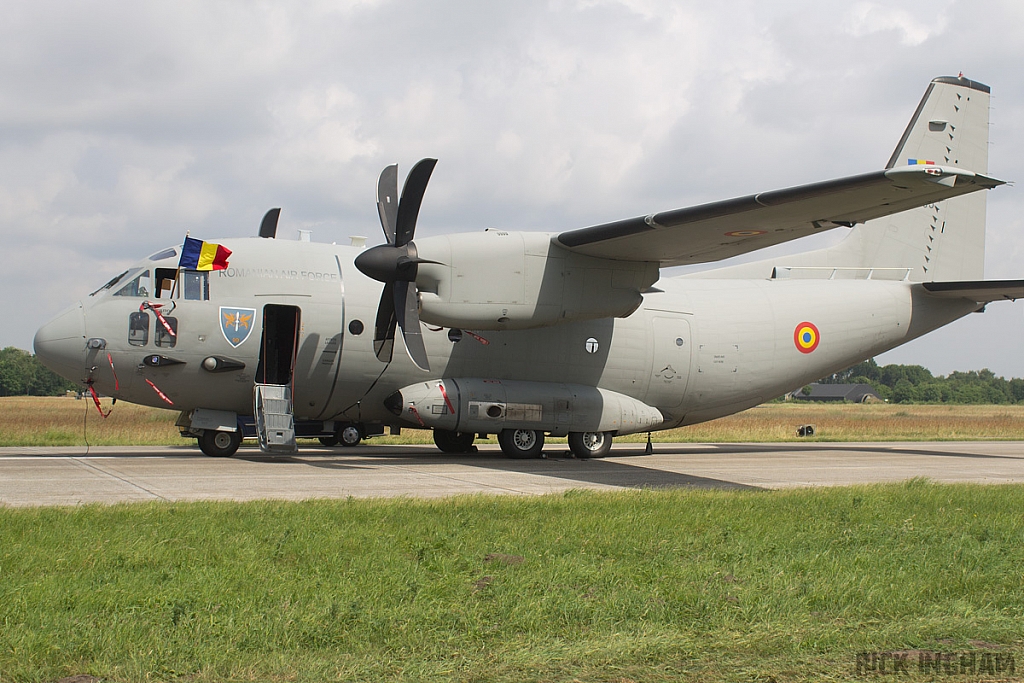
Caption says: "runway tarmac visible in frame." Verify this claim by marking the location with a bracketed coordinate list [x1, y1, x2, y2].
[2, 441, 1024, 506]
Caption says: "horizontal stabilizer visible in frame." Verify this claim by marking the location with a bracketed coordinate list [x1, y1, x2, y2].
[920, 280, 1024, 303]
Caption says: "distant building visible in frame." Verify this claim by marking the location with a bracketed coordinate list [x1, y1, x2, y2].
[792, 383, 882, 403]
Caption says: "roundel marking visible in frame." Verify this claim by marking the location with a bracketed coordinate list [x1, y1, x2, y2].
[794, 322, 820, 354]
[724, 229, 767, 237]
[585, 337, 599, 354]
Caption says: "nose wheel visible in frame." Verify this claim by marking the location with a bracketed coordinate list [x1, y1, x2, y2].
[198, 429, 241, 458]
[339, 425, 362, 447]
[319, 425, 363, 447]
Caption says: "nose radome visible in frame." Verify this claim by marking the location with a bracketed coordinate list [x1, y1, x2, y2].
[34, 303, 87, 383]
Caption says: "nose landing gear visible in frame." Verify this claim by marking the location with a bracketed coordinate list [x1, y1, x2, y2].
[319, 424, 363, 447]
[198, 430, 242, 458]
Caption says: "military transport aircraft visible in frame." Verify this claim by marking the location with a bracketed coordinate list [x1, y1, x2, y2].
[34, 75, 1024, 459]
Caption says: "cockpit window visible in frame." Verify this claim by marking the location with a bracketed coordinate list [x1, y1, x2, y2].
[113, 271, 151, 298]
[152, 268, 209, 300]
[149, 247, 177, 262]
[89, 270, 130, 297]
[183, 271, 209, 300]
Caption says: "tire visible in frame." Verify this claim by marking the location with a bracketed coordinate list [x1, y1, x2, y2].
[318, 435, 339, 446]
[198, 429, 241, 457]
[339, 425, 362, 447]
[498, 429, 544, 459]
[568, 431, 613, 459]
[433, 429, 476, 454]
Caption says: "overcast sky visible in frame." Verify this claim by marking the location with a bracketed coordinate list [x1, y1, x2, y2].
[3, 0, 1022, 377]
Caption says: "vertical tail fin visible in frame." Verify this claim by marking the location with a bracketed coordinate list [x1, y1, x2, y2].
[826, 76, 991, 281]
[704, 77, 994, 282]
[885, 75, 990, 173]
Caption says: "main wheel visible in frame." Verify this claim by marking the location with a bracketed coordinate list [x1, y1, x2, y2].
[498, 429, 544, 459]
[433, 429, 476, 454]
[198, 429, 241, 458]
[339, 425, 362, 447]
[568, 431, 613, 459]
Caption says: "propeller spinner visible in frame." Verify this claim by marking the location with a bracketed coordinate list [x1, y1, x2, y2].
[354, 159, 438, 371]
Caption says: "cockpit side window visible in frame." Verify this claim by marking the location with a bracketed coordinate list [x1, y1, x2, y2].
[155, 268, 177, 298]
[152, 268, 209, 300]
[113, 271, 151, 298]
[183, 271, 209, 301]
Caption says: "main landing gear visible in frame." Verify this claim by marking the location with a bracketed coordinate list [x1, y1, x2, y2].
[428, 429, 614, 458]
[568, 431, 613, 459]
[498, 429, 545, 459]
[433, 429, 476, 454]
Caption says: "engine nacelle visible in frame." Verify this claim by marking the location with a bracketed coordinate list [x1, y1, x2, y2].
[387, 378, 664, 436]
[412, 231, 659, 330]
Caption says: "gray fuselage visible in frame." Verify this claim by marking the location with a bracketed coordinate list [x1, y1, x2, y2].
[43, 236, 976, 432]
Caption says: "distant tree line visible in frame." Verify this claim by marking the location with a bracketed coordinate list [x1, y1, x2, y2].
[820, 358, 1024, 404]
[0, 347, 79, 397]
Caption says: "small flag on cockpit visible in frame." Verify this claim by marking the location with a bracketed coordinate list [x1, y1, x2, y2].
[178, 237, 231, 271]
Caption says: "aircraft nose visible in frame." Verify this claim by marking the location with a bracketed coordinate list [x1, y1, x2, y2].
[33, 303, 87, 382]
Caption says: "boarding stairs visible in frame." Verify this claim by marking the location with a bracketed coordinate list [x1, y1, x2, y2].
[254, 383, 297, 454]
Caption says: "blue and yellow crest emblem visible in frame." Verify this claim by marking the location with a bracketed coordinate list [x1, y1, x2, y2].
[220, 307, 256, 348]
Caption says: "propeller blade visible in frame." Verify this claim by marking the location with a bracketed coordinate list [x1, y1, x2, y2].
[259, 208, 281, 238]
[376, 164, 398, 245]
[394, 158, 437, 247]
[372, 281, 397, 363]
[394, 280, 430, 371]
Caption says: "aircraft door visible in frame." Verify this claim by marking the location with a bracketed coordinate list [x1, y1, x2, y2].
[647, 315, 692, 409]
[256, 304, 300, 386]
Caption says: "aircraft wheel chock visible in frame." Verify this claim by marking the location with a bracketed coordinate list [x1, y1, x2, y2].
[498, 429, 544, 459]
[198, 429, 241, 458]
[318, 435, 339, 446]
[339, 425, 362, 447]
[568, 431, 612, 459]
[433, 429, 476, 454]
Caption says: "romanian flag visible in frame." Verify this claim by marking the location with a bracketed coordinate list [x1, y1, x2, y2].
[178, 236, 231, 271]
[908, 159, 936, 165]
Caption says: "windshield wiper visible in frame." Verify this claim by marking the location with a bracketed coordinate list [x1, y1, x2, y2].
[89, 270, 130, 297]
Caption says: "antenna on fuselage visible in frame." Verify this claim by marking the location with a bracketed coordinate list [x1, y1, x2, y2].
[259, 208, 281, 238]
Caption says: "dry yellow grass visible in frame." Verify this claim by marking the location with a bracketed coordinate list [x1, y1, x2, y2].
[1, 396, 1022, 447]
[0, 395, 181, 446]
[633, 402, 1024, 442]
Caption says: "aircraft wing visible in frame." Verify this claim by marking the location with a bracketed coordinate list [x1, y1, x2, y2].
[920, 280, 1024, 303]
[555, 166, 1004, 267]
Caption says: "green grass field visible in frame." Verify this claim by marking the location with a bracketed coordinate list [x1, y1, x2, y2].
[2, 396, 1023, 447]
[3, 483, 1024, 682]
